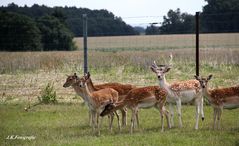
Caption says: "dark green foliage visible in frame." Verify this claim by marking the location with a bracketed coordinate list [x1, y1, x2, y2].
[145, 9, 194, 35]
[38, 83, 57, 104]
[145, 25, 161, 35]
[201, 0, 239, 33]
[147, 0, 239, 34]
[0, 11, 42, 51]
[37, 15, 76, 51]
[160, 9, 195, 34]
[0, 4, 138, 36]
[0, 5, 76, 51]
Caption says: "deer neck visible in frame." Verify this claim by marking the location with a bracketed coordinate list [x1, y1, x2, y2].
[86, 78, 97, 92]
[71, 83, 85, 98]
[82, 83, 96, 107]
[158, 75, 172, 95]
[202, 85, 212, 102]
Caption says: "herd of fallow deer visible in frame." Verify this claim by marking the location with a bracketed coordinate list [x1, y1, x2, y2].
[63, 54, 239, 136]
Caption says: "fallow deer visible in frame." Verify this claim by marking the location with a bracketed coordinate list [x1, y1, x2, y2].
[151, 60, 204, 130]
[78, 74, 121, 136]
[195, 74, 239, 129]
[100, 86, 171, 133]
[82, 72, 137, 127]
[63, 73, 136, 127]
[63, 73, 93, 125]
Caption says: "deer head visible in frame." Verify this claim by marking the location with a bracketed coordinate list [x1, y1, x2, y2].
[78, 72, 91, 88]
[100, 102, 116, 117]
[63, 73, 79, 87]
[150, 54, 173, 80]
[194, 74, 213, 89]
[150, 61, 171, 80]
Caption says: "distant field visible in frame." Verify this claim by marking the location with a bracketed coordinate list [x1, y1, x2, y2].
[74, 33, 239, 51]
[0, 33, 239, 145]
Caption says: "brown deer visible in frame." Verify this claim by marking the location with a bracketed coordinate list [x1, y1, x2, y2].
[78, 74, 121, 136]
[151, 59, 204, 130]
[195, 74, 239, 129]
[63, 73, 136, 127]
[100, 86, 171, 133]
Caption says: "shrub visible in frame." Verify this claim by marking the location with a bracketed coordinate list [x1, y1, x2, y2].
[38, 83, 57, 104]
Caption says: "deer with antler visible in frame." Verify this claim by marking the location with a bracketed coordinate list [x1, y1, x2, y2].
[195, 74, 239, 129]
[150, 55, 204, 129]
[100, 86, 171, 133]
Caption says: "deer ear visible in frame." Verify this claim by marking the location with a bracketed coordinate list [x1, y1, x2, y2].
[87, 72, 91, 78]
[207, 74, 213, 80]
[73, 73, 78, 78]
[164, 66, 171, 73]
[194, 75, 200, 80]
[150, 66, 157, 73]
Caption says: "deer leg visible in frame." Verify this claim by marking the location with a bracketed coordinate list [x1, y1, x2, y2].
[164, 108, 171, 129]
[91, 111, 96, 133]
[96, 112, 101, 136]
[169, 103, 174, 127]
[217, 107, 223, 129]
[159, 106, 164, 132]
[89, 110, 93, 126]
[213, 108, 217, 130]
[195, 103, 200, 130]
[176, 100, 183, 128]
[200, 97, 205, 121]
[121, 108, 127, 127]
[130, 108, 136, 134]
[114, 111, 121, 131]
[109, 113, 114, 132]
[136, 109, 140, 128]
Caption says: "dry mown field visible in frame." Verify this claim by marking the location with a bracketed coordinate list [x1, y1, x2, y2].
[0, 48, 239, 104]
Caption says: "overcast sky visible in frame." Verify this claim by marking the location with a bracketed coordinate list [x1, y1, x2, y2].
[1, 0, 207, 26]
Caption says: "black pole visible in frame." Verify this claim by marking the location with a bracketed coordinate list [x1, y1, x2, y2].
[195, 12, 200, 76]
[83, 14, 88, 74]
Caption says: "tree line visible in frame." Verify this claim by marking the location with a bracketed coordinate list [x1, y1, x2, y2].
[0, 3, 139, 51]
[0, 3, 138, 37]
[0, 8, 76, 51]
[146, 0, 239, 35]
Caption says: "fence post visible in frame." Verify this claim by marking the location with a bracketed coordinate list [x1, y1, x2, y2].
[195, 12, 200, 76]
[83, 14, 88, 74]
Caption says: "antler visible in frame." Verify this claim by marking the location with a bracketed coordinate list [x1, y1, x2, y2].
[151, 60, 158, 69]
[168, 53, 173, 66]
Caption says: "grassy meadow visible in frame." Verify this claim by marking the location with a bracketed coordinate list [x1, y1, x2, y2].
[0, 33, 239, 145]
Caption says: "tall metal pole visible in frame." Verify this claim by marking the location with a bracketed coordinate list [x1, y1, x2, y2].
[83, 14, 88, 74]
[195, 12, 200, 76]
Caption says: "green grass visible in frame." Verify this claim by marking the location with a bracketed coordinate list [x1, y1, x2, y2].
[0, 104, 238, 146]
